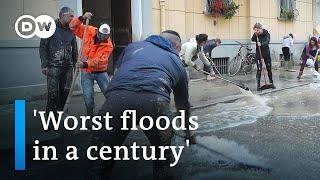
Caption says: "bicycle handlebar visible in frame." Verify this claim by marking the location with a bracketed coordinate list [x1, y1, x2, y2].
[235, 41, 251, 47]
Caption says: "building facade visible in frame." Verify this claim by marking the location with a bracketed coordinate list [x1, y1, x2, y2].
[152, 0, 318, 59]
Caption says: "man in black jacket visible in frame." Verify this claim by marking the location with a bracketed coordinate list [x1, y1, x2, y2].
[203, 38, 221, 58]
[39, 7, 78, 114]
[251, 23, 275, 91]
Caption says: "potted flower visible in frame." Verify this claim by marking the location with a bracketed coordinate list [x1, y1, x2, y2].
[280, 8, 295, 21]
[222, 1, 241, 19]
[206, 0, 240, 19]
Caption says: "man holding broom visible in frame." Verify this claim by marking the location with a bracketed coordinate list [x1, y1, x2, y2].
[251, 23, 276, 91]
[69, 12, 113, 116]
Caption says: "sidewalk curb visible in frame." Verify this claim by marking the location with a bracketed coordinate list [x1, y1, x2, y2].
[190, 82, 312, 110]
[191, 95, 244, 111]
[257, 82, 311, 95]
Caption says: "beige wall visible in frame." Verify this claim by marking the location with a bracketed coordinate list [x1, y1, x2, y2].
[249, 0, 315, 41]
[0, 0, 58, 40]
[152, 0, 317, 41]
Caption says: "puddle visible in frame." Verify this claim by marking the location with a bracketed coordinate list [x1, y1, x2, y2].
[193, 95, 272, 133]
[173, 94, 273, 177]
[267, 83, 320, 115]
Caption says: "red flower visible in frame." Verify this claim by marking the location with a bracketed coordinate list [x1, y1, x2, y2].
[209, 0, 224, 17]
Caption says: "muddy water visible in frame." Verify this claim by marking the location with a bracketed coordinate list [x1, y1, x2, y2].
[268, 83, 320, 115]
[194, 95, 272, 133]
[173, 83, 320, 179]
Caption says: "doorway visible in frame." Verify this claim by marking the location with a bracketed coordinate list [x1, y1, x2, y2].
[82, 0, 132, 74]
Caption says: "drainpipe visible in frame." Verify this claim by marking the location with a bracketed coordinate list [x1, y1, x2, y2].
[159, 0, 166, 31]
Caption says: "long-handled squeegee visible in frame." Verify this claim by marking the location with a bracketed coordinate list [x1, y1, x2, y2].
[200, 70, 250, 91]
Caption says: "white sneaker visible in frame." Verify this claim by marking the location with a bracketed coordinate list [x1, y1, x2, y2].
[206, 75, 215, 81]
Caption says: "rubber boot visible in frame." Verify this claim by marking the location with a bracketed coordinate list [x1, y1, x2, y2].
[257, 80, 261, 91]
[206, 75, 215, 81]
[256, 71, 261, 91]
[297, 71, 303, 80]
[284, 61, 288, 71]
[288, 60, 296, 72]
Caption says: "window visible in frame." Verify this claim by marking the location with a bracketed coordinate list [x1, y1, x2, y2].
[279, 0, 297, 20]
[280, 0, 294, 11]
[204, 0, 215, 14]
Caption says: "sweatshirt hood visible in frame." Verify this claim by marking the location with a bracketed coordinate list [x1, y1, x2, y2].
[145, 35, 178, 55]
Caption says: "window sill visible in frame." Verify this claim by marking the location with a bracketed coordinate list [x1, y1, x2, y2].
[277, 17, 294, 21]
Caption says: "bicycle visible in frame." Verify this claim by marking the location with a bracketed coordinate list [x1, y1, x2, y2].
[228, 41, 256, 77]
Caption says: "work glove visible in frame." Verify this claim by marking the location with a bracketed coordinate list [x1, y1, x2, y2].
[41, 68, 48, 76]
[209, 70, 215, 77]
[82, 12, 92, 20]
[193, 64, 201, 71]
[75, 61, 84, 68]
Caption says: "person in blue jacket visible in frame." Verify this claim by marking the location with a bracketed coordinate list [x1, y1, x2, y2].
[88, 30, 192, 179]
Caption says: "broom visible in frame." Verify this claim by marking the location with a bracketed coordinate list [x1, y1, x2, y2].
[63, 18, 90, 114]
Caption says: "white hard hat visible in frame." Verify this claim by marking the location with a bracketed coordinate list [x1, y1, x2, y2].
[98, 24, 111, 35]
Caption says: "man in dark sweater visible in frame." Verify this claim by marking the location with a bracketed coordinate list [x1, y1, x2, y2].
[39, 7, 78, 114]
[251, 23, 275, 91]
[203, 38, 221, 58]
[88, 30, 192, 179]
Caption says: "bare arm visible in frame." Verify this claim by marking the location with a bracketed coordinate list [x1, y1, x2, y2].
[198, 46, 212, 66]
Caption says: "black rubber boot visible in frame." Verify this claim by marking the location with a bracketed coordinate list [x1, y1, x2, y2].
[257, 86, 262, 92]
[257, 79, 261, 92]
[297, 71, 303, 80]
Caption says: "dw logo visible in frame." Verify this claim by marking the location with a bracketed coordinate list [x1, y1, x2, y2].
[15, 15, 56, 39]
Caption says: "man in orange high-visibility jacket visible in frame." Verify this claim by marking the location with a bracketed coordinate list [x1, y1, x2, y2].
[69, 12, 113, 116]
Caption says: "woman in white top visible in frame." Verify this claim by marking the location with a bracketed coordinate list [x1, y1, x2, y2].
[180, 34, 215, 80]
[281, 33, 294, 71]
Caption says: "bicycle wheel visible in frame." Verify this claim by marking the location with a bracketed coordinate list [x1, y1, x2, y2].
[228, 55, 242, 76]
[242, 54, 255, 74]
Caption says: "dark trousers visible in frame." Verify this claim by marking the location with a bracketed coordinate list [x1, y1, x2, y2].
[88, 90, 174, 180]
[46, 67, 73, 113]
[256, 58, 273, 87]
[282, 47, 290, 61]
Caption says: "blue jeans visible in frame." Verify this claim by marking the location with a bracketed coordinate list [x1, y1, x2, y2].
[81, 71, 109, 114]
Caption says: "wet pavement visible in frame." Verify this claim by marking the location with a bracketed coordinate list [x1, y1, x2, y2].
[179, 84, 320, 179]
[1, 66, 320, 179]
